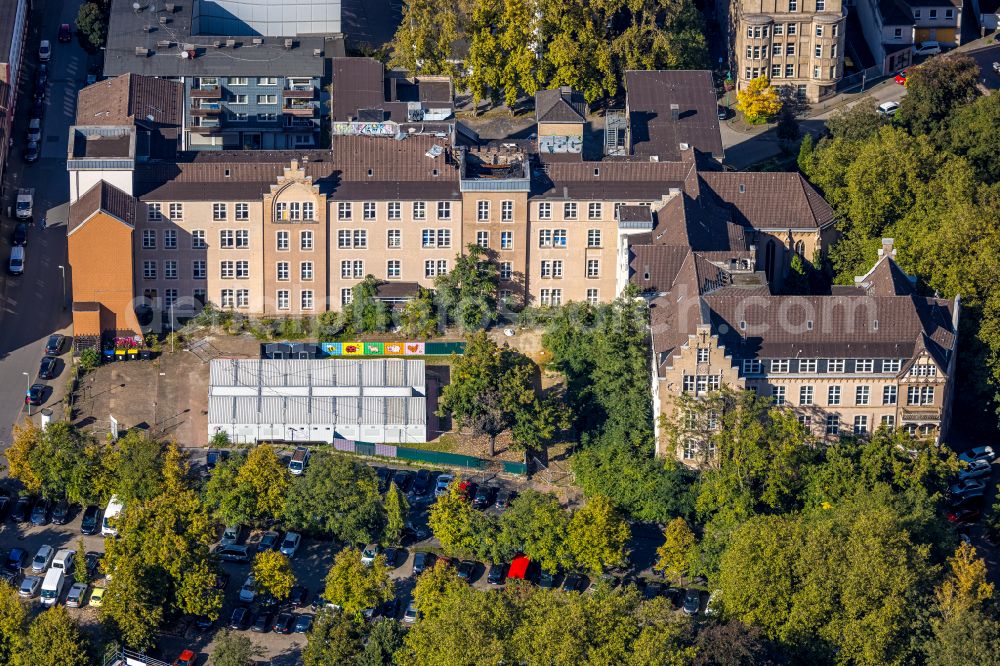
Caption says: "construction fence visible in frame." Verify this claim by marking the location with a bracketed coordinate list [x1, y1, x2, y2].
[330, 437, 528, 476]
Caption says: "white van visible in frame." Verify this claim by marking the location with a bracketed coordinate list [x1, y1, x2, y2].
[102, 496, 124, 537]
[8, 246, 24, 276]
[40, 567, 65, 606]
[51, 549, 75, 574]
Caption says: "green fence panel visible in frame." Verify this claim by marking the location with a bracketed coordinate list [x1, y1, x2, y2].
[395, 446, 486, 470]
[502, 461, 528, 475]
[425, 342, 466, 355]
[355, 441, 377, 457]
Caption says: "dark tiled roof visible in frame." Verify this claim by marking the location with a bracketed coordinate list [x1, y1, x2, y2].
[904, 0, 960, 7]
[631, 245, 691, 293]
[624, 70, 724, 161]
[532, 157, 693, 200]
[879, 0, 915, 25]
[136, 154, 337, 199]
[535, 87, 587, 123]
[375, 282, 422, 299]
[699, 172, 836, 230]
[333, 58, 386, 121]
[75, 74, 183, 127]
[69, 181, 136, 233]
[858, 255, 917, 296]
[618, 205, 652, 223]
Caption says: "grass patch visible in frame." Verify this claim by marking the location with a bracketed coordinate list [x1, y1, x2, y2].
[402, 435, 459, 453]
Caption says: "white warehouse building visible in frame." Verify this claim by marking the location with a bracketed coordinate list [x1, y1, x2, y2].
[208, 358, 428, 444]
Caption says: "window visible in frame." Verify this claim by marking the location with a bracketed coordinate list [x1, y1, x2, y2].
[341, 261, 353, 279]
[541, 261, 552, 278]
[683, 440, 696, 461]
[438, 229, 451, 248]
[300, 262, 313, 281]
[301, 201, 314, 221]
[258, 77, 277, 86]
[815, 45, 822, 57]
[929, 9, 937, 18]
[771, 359, 790, 373]
[893, 27, 902, 38]
[352, 260, 364, 278]
[563, 203, 577, 220]
[219, 230, 234, 248]
[907, 386, 935, 406]
[421, 229, 436, 248]
[276, 231, 289, 251]
[800, 359, 817, 373]
[914, 9, 921, 18]
[388, 202, 401, 220]
[437, 260, 447, 276]
[275, 202, 288, 220]
[817, 0, 825, 9]
[387, 229, 401, 248]
[774, 24, 783, 35]
[945, 8, 953, 18]
[501, 231, 513, 250]
[477, 200, 490, 221]
[538, 202, 551, 220]
[828, 359, 845, 373]
[338, 202, 352, 220]
[213, 203, 227, 221]
[588, 203, 602, 220]
[235, 230, 249, 248]
[500, 262, 512, 281]
[286, 203, 302, 221]
[800, 386, 814, 405]
[743, 360, 763, 374]
[229, 77, 248, 86]
[277, 262, 290, 281]
[363, 202, 376, 220]
[413, 201, 426, 220]
[235, 260, 249, 279]
[142, 230, 156, 249]
[277, 290, 290, 310]
[341, 288, 353, 305]
[697, 348, 710, 363]
[539, 229, 552, 247]
[438, 201, 451, 220]
[683, 375, 696, 393]
[351, 230, 366, 248]
[234, 203, 248, 221]
[256, 94, 277, 105]
[586, 289, 599, 305]
[300, 231, 313, 251]
[828, 386, 841, 405]
[552, 260, 563, 278]
[550, 289, 563, 306]
[164, 260, 177, 279]
[193, 289, 206, 305]
[539, 289, 563, 306]
[772, 64, 781, 77]
[788, 23, 796, 35]
[193, 260, 206, 279]
[502, 200, 514, 221]
[148, 203, 162, 221]
[883, 385, 898, 405]
[236, 289, 249, 308]
[232, 112, 248, 122]
[745, 67, 751, 80]
[815, 25, 824, 37]
[908, 364, 937, 377]
[220, 261, 234, 279]
[552, 229, 567, 248]
[338, 230, 351, 249]
[773, 386, 786, 405]
[854, 415, 868, 435]
[258, 112, 278, 122]
[587, 229, 602, 247]
[881, 415, 896, 429]
[143, 260, 156, 279]
[786, 64, 795, 77]
[424, 260, 437, 278]
[169, 203, 183, 220]
[826, 414, 840, 436]
[301, 290, 314, 310]
[788, 0, 796, 10]
[476, 231, 489, 248]
[587, 259, 600, 278]
[831, 44, 837, 58]
[798, 415, 812, 429]
[786, 44, 795, 55]
[221, 289, 234, 308]
[856, 359, 874, 373]
[856, 386, 870, 405]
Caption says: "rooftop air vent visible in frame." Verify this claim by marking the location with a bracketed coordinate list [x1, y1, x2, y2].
[212, 40, 221, 48]
[313, 48, 322, 57]
[135, 47, 151, 56]
[679, 142, 689, 150]
[225, 39, 236, 48]
[156, 39, 172, 47]
[284, 39, 294, 49]
[165, 2, 175, 11]
[670, 103, 680, 121]
[158, 15, 169, 24]
[252, 38, 263, 46]
[738, 183, 746, 194]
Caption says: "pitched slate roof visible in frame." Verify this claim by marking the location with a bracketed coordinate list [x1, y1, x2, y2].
[535, 87, 587, 123]
[75, 74, 183, 127]
[68, 181, 136, 234]
[699, 172, 836, 230]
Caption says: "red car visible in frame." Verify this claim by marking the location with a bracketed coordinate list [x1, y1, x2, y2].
[947, 508, 981, 524]
[894, 70, 907, 85]
[58, 24, 71, 43]
[173, 650, 196, 666]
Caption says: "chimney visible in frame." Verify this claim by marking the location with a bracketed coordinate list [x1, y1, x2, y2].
[879, 238, 895, 258]
[670, 103, 680, 121]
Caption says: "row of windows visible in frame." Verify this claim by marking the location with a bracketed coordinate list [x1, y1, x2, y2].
[339, 201, 451, 222]
[743, 358, 907, 375]
[746, 20, 839, 40]
[773, 384, 935, 406]
[537, 259, 602, 279]
[193, 77, 286, 88]
[913, 8, 954, 19]
[149, 202, 316, 222]
[746, 42, 838, 59]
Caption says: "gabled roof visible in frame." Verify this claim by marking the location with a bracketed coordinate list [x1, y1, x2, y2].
[75, 74, 183, 127]
[856, 254, 917, 296]
[699, 172, 836, 230]
[68, 182, 136, 234]
[535, 87, 587, 124]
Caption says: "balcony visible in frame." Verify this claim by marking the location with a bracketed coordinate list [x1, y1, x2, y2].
[190, 118, 222, 133]
[282, 87, 315, 100]
[282, 100, 317, 117]
[190, 101, 222, 115]
[190, 86, 221, 99]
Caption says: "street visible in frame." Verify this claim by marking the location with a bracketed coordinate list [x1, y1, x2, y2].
[0, 0, 83, 450]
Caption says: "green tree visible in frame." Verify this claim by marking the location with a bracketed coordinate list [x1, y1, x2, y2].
[0, 583, 27, 665]
[324, 548, 394, 620]
[102, 430, 167, 504]
[497, 0, 541, 109]
[898, 54, 980, 136]
[655, 518, 697, 584]
[397, 287, 438, 338]
[497, 490, 571, 572]
[4, 422, 107, 506]
[204, 446, 289, 525]
[252, 551, 296, 601]
[566, 495, 630, 574]
[824, 97, 889, 142]
[924, 607, 1000, 666]
[384, 481, 409, 546]
[75, 3, 106, 50]
[283, 452, 385, 544]
[434, 245, 499, 332]
[940, 93, 1000, 183]
[18, 606, 88, 666]
[691, 621, 781, 666]
[784, 252, 810, 294]
[428, 480, 498, 560]
[465, 0, 504, 110]
[303, 610, 363, 666]
[538, 0, 617, 103]
[359, 618, 406, 666]
[389, 0, 463, 80]
[209, 630, 263, 666]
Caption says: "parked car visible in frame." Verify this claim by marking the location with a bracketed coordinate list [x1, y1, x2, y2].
[38, 356, 58, 380]
[947, 508, 981, 524]
[206, 449, 228, 470]
[214, 545, 251, 563]
[894, 70, 908, 85]
[30, 498, 50, 525]
[538, 570, 557, 589]
[58, 24, 71, 43]
[85, 551, 103, 576]
[257, 530, 280, 552]
[383, 547, 400, 568]
[361, 543, 381, 566]
[31, 545, 54, 573]
[25, 383, 45, 406]
[434, 474, 454, 497]
[959, 446, 996, 465]
[959, 459, 993, 481]
[877, 101, 899, 117]
[279, 531, 301, 557]
[286, 585, 308, 607]
[194, 615, 214, 631]
[413, 469, 433, 495]
[393, 470, 414, 494]
[66, 582, 88, 607]
[239, 576, 256, 603]
[251, 612, 272, 633]
[403, 602, 419, 624]
[273, 612, 295, 634]
[457, 560, 476, 582]
[562, 573, 586, 592]
[229, 607, 252, 630]
[50, 498, 70, 525]
[38, 40, 51, 61]
[33, 68, 47, 93]
[472, 485, 494, 509]
[949, 478, 988, 497]
[948, 490, 985, 509]
[11, 496, 33, 523]
[0, 570, 20, 586]
[172, 650, 196, 666]
[288, 447, 309, 475]
[80, 505, 101, 535]
[913, 41, 942, 56]
[494, 489, 514, 511]
[643, 580, 664, 599]
[293, 614, 313, 633]
[44, 334, 65, 355]
[683, 589, 702, 615]
[412, 551, 435, 575]
[487, 563, 506, 585]
[89, 585, 106, 607]
[29, 98, 44, 120]
[23, 141, 39, 163]
[12, 223, 28, 247]
[6, 548, 29, 572]
[220, 525, 242, 546]
[18, 575, 42, 598]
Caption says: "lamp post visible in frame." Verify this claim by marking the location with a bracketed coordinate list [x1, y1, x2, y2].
[57, 265, 66, 310]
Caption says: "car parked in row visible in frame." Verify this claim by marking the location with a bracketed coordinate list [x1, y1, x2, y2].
[959, 446, 996, 465]
[31, 545, 54, 573]
[81, 505, 101, 535]
[279, 531, 301, 557]
[10, 496, 32, 523]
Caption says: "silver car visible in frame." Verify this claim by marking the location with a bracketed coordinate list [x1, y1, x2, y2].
[31, 545, 54, 573]
[18, 575, 41, 598]
[65, 582, 88, 608]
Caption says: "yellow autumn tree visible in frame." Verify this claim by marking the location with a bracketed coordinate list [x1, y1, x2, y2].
[736, 76, 782, 124]
[935, 541, 994, 619]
